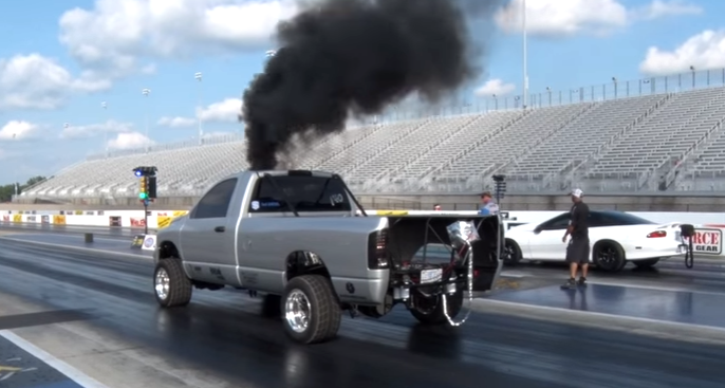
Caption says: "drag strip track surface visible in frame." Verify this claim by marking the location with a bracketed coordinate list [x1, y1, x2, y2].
[0, 241, 724, 388]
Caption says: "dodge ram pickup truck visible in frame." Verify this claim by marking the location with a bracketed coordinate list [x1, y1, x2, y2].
[152, 170, 503, 344]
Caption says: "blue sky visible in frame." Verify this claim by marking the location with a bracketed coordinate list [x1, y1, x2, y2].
[0, 0, 722, 184]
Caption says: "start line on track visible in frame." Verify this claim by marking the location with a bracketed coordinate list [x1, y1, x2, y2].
[0, 330, 106, 388]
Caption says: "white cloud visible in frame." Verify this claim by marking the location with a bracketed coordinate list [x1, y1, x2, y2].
[158, 98, 242, 128]
[60, 120, 135, 139]
[495, 0, 628, 37]
[59, 0, 298, 79]
[0, 54, 109, 111]
[157, 116, 196, 128]
[630, 0, 702, 21]
[495, 0, 700, 38]
[639, 30, 725, 75]
[0, 120, 37, 140]
[474, 79, 516, 97]
[107, 132, 154, 149]
[198, 98, 243, 121]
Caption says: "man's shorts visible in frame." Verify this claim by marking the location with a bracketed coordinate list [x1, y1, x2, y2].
[565, 238, 590, 264]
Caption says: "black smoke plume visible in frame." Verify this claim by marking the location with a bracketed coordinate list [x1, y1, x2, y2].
[243, 0, 499, 170]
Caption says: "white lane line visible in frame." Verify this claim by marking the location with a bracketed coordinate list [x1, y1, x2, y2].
[583, 279, 725, 296]
[472, 298, 725, 336]
[0, 237, 151, 261]
[0, 330, 109, 388]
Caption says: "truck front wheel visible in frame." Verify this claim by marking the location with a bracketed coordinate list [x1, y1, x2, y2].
[153, 259, 192, 307]
[410, 289, 463, 325]
[282, 275, 342, 344]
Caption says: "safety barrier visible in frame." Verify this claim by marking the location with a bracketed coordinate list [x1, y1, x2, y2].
[1, 208, 723, 230]
[1, 207, 722, 260]
[0, 209, 189, 229]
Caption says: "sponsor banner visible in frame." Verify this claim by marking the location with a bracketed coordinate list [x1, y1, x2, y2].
[26, 216, 37, 223]
[374, 210, 409, 216]
[157, 216, 171, 229]
[686, 228, 723, 255]
[109, 216, 122, 227]
[142, 234, 157, 251]
[2, 215, 8, 222]
[52, 215, 66, 225]
[172, 210, 188, 217]
[12, 214, 21, 223]
[41, 215, 49, 224]
[130, 217, 146, 227]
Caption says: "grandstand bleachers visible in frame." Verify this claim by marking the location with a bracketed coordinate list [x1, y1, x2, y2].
[19, 84, 725, 203]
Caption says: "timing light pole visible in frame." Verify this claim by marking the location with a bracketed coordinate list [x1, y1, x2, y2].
[493, 174, 507, 205]
[195, 72, 203, 145]
[133, 166, 158, 235]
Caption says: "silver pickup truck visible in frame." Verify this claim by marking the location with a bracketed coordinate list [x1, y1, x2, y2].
[152, 170, 503, 344]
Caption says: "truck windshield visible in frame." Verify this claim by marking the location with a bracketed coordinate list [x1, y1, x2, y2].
[251, 175, 352, 212]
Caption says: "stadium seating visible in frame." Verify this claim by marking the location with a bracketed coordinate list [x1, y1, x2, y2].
[19, 83, 725, 202]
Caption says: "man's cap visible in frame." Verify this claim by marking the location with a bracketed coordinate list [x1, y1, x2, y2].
[570, 188, 583, 198]
[480, 191, 492, 198]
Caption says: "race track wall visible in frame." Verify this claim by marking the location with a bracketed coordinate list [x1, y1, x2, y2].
[6, 192, 725, 212]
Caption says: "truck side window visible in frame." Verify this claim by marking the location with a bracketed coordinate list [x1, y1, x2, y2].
[191, 178, 237, 219]
[251, 176, 352, 212]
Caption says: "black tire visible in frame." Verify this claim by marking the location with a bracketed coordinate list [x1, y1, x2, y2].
[153, 259, 192, 307]
[633, 258, 660, 268]
[410, 289, 464, 325]
[281, 275, 341, 344]
[593, 242, 626, 272]
[503, 239, 523, 266]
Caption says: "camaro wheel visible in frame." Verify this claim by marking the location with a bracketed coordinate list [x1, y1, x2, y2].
[154, 259, 192, 307]
[410, 289, 463, 325]
[282, 275, 341, 344]
[593, 242, 626, 272]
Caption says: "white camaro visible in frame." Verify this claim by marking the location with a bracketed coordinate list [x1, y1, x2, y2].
[503, 210, 684, 272]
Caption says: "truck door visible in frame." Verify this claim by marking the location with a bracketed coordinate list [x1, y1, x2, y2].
[179, 178, 238, 284]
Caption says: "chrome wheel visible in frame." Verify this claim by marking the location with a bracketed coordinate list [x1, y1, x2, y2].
[155, 267, 170, 301]
[284, 289, 312, 333]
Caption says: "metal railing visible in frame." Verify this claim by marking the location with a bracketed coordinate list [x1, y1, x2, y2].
[83, 67, 725, 163]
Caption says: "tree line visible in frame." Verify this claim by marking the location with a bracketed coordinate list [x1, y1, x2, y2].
[0, 176, 48, 202]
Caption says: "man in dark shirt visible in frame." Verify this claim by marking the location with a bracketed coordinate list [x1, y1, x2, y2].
[561, 188, 590, 290]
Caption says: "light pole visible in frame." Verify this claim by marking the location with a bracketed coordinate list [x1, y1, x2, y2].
[690, 65, 695, 89]
[612, 77, 618, 99]
[546, 87, 551, 106]
[195, 72, 203, 145]
[522, 0, 528, 110]
[13, 129, 21, 198]
[142, 89, 151, 152]
[101, 101, 109, 156]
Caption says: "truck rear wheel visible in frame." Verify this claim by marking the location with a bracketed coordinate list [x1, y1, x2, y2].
[282, 275, 341, 344]
[410, 289, 463, 325]
[154, 259, 192, 307]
